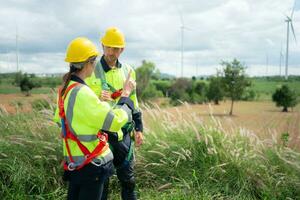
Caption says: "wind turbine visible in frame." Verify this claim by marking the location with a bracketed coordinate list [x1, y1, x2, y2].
[16, 25, 20, 72]
[279, 43, 284, 76]
[284, 2, 297, 80]
[266, 53, 269, 76]
[178, 9, 185, 78]
[177, 7, 193, 78]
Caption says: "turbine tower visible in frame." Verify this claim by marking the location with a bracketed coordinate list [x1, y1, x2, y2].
[284, 2, 297, 80]
[177, 9, 194, 77]
[179, 9, 185, 78]
[16, 26, 19, 72]
[279, 44, 284, 76]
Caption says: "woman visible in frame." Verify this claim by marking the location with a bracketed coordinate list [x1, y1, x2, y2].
[57, 37, 135, 200]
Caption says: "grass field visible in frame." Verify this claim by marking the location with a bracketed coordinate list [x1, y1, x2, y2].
[142, 101, 300, 150]
[1, 93, 299, 149]
[0, 84, 53, 94]
[0, 77, 299, 199]
[1, 101, 299, 199]
[251, 79, 300, 100]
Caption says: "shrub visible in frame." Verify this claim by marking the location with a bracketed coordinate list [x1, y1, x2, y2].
[207, 76, 224, 104]
[152, 80, 172, 97]
[272, 84, 298, 112]
[140, 83, 163, 100]
[241, 88, 257, 101]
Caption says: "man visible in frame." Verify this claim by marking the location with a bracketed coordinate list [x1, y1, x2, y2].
[85, 27, 143, 200]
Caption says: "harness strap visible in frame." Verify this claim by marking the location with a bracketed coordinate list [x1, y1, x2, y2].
[58, 82, 108, 171]
[58, 83, 80, 118]
[97, 61, 133, 99]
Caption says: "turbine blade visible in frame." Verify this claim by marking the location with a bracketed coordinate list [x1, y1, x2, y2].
[291, 0, 296, 19]
[290, 22, 297, 43]
[179, 11, 184, 26]
[176, 4, 184, 26]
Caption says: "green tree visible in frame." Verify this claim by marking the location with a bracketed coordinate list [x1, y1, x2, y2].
[168, 78, 207, 105]
[221, 59, 251, 115]
[169, 78, 192, 105]
[192, 81, 207, 104]
[241, 88, 256, 101]
[153, 80, 172, 97]
[135, 60, 161, 100]
[272, 85, 298, 112]
[13, 71, 23, 86]
[207, 75, 224, 105]
[19, 73, 36, 96]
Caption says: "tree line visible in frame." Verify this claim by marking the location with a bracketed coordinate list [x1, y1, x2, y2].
[1, 58, 298, 114]
[135, 59, 299, 114]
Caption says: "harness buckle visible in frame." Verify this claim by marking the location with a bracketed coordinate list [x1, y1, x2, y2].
[67, 162, 76, 171]
[97, 132, 107, 142]
[91, 160, 102, 167]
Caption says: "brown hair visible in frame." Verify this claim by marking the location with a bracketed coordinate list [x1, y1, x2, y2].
[60, 56, 97, 97]
[60, 65, 81, 97]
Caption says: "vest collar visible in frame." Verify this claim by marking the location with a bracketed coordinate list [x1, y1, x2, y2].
[100, 55, 122, 72]
[70, 74, 86, 85]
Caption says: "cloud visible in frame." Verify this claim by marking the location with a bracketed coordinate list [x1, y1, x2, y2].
[0, 0, 299, 77]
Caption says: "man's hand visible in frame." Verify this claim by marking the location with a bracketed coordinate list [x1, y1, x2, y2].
[121, 69, 136, 97]
[134, 131, 144, 147]
[100, 90, 112, 101]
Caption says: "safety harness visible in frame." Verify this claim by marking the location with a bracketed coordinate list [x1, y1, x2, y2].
[58, 82, 109, 171]
[97, 62, 134, 100]
[97, 62, 135, 166]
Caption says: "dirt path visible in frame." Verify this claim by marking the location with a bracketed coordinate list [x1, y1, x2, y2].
[0, 94, 50, 113]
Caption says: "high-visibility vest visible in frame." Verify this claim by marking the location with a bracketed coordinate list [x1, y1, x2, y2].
[58, 80, 132, 170]
[85, 61, 139, 109]
[85, 61, 140, 141]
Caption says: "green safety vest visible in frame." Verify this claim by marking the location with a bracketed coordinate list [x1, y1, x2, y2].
[85, 61, 139, 109]
[85, 61, 139, 141]
[58, 80, 132, 166]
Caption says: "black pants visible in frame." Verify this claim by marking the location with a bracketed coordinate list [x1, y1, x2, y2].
[101, 134, 137, 200]
[67, 179, 104, 200]
[66, 161, 113, 200]
[101, 155, 136, 200]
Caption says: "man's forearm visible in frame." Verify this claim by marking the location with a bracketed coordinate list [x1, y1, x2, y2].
[133, 111, 143, 132]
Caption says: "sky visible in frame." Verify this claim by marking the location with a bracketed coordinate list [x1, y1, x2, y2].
[0, 0, 300, 77]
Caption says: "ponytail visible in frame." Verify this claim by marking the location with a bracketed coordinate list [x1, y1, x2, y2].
[60, 65, 79, 97]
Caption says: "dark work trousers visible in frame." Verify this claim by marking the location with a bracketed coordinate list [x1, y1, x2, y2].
[101, 133, 137, 200]
[66, 161, 113, 200]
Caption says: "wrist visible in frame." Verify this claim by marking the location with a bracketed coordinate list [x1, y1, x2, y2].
[121, 90, 130, 97]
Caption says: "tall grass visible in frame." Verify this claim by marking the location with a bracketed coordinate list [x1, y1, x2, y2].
[0, 101, 299, 199]
[0, 99, 65, 200]
[137, 102, 300, 199]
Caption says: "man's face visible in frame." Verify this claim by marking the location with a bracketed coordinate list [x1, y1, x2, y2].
[103, 45, 124, 63]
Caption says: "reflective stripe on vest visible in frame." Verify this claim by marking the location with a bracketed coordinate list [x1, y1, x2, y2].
[64, 150, 113, 165]
[95, 61, 130, 93]
[65, 84, 116, 138]
[101, 111, 115, 131]
[60, 82, 111, 169]
[65, 84, 83, 137]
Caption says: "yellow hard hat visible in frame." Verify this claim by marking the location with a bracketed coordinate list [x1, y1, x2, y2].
[65, 37, 99, 63]
[101, 27, 126, 48]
